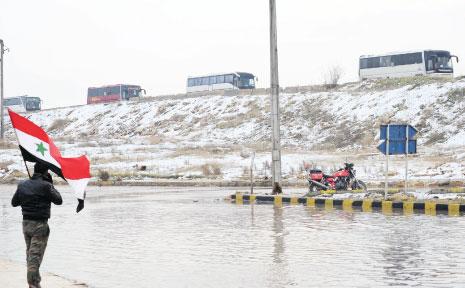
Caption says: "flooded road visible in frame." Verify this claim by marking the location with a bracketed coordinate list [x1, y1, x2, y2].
[1, 185, 465, 288]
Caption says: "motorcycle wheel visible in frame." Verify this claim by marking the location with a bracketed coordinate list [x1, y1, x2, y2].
[309, 183, 319, 193]
[352, 180, 367, 191]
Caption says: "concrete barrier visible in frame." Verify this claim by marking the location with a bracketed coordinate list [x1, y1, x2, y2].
[231, 194, 465, 216]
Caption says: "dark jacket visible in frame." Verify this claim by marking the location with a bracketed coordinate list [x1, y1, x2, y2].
[11, 173, 63, 220]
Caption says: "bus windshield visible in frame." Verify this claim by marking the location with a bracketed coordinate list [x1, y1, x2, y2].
[425, 51, 452, 71]
[25, 97, 41, 110]
[237, 73, 255, 89]
[436, 55, 452, 69]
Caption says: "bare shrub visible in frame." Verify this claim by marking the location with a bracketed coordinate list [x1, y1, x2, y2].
[169, 114, 187, 122]
[242, 166, 249, 177]
[425, 132, 447, 145]
[216, 118, 243, 129]
[48, 118, 72, 131]
[240, 150, 250, 159]
[0, 140, 16, 149]
[201, 163, 222, 177]
[324, 65, 344, 89]
[98, 170, 110, 181]
[146, 135, 165, 144]
[157, 104, 168, 114]
[0, 160, 14, 171]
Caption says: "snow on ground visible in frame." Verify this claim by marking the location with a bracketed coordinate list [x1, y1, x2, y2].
[0, 77, 464, 182]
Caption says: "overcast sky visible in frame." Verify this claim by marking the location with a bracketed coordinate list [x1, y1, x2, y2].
[1, 0, 464, 108]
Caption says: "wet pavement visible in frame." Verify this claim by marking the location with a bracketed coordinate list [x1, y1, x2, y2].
[1, 185, 465, 288]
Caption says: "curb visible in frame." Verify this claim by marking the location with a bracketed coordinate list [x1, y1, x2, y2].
[231, 193, 465, 216]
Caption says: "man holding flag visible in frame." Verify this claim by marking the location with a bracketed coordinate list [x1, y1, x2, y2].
[8, 108, 90, 288]
[11, 162, 62, 288]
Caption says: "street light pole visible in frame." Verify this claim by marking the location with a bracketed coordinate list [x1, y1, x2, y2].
[269, 0, 282, 194]
[0, 39, 5, 139]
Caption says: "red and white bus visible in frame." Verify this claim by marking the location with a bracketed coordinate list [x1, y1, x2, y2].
[87, 84, 145, 104]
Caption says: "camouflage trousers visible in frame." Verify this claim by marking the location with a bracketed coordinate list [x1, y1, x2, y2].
[23, 219, 50, 287]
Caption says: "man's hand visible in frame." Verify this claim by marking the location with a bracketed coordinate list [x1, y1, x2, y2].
[76, 199, 84, 213]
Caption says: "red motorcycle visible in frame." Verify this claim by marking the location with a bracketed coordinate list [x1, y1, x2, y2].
[308, 163, 367, 193]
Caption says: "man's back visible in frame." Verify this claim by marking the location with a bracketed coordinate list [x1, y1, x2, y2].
[12, 173, 62, 220]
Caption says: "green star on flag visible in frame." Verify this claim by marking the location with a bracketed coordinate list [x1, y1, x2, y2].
[36, 142, 47, 156]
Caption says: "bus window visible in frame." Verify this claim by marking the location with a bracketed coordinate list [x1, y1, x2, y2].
[360, 58, 368, 69]
[110, 86, 120, 95]
[216, 75, 225, 83]
[225, 74, 234, 83]
[380, 56, 391, 67]
[367, 57, 380, 69]
[209, 76, 217, 84]
[4, 97, 21, 106]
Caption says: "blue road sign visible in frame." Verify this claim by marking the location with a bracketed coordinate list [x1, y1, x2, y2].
[378, 124, 418, 155]
[377, 140, 417, 155]
[380, 124, 417, 141]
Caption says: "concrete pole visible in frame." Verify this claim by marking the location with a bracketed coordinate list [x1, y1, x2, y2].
[0, 39, 4, 139]
[269, 0, 282, 193]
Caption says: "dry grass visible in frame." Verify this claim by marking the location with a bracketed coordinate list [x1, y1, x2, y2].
[201, 163, 222, 177]
[145, 135, 165, 145]
[76, 141, 98, 148]
[98, 170, 110, 181]
[48, 118, 72, 131]
[91, 155, 128, 165]
[0, 160, 14, 170]
[0, 140, 16, 149]
[424, 131, 447, 145]
[216, 118, 244, 129]
[169, 146, 231, 158]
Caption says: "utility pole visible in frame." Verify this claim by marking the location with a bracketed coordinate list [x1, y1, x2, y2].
[269, 0, 282, 194]
[1, 39, 5, 139]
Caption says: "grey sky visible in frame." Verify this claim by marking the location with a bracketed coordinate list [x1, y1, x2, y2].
[1, 0, 464, 108]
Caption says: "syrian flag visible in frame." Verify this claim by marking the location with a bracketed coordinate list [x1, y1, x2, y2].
[8, 109, 90, 200]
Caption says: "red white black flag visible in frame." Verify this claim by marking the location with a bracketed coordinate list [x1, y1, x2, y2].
[8, 109, 90, 200]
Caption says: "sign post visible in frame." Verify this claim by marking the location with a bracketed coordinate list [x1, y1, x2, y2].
[405, 125, 409, 194]
[385, 125, 390, 199]
[378, 124, 418, 199]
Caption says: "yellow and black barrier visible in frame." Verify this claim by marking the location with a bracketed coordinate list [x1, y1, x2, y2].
[232, 193, 465, 216]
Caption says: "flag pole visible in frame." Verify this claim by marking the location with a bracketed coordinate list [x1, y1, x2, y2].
[23, 159, 31, 178]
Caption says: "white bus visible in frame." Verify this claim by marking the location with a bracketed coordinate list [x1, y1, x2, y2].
[359, 50, 459, 80]
[187, 72, 256, 93]
[3, 96, 42, 113]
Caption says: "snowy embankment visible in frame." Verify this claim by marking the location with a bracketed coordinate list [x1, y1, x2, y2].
[0, 77, 464, 183]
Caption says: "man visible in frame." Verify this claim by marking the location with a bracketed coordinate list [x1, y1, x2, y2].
[11, 162, 62, 288]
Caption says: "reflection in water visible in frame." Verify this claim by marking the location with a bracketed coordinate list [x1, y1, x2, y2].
[1, 186, 465, 288]
[382, 221, 424, 286]
[268, 206, 292, 288]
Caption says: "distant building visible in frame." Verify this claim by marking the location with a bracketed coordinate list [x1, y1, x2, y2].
[359, 50, 459, 80]
[187, 72, 256, 93]
[87, 84, 145, 104]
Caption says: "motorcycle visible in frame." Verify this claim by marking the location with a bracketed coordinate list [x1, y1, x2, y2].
[307, 163, 367, 193]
